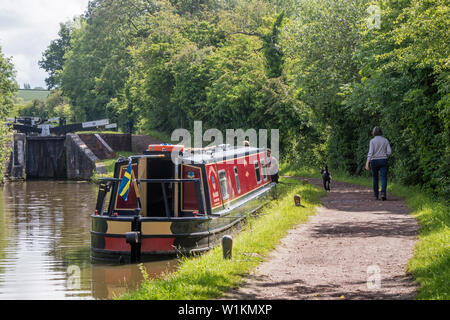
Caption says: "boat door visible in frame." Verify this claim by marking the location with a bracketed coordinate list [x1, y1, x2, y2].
[181, 164, 204, 213]
[206, 163, 226, 212]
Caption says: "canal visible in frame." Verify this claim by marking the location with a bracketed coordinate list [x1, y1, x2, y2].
[0, 181, 177, 299]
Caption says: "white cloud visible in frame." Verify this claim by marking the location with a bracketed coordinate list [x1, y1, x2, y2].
[0, 0, 90, 88]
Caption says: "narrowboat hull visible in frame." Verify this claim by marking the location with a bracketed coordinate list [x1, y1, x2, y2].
[90, 144, 278, 264]
[91, 183, 275, 263]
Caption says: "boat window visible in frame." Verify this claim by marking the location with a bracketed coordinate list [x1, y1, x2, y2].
[254, 161, 262, 184]
[234, 167, 241, 194]
[218, 170, 229, 200]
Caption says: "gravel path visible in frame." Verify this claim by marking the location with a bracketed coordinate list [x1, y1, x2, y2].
[225, 177, 419, 300]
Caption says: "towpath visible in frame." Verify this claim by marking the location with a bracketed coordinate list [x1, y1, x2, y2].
[225, 177, 419, 300]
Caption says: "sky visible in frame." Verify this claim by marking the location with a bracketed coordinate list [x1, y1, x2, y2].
[0, 0, 91, 89]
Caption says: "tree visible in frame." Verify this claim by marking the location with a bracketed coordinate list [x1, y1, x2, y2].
[261, 12, 285, 78]
[0, 45, 18, 181]
[13, 89, 74, 122]
[58, 0, 157, 122]
[281, 0, 371, 172]
[0, 46, 17, 117]
[342, 0, 449, 196]
[39, 21, 74, 89]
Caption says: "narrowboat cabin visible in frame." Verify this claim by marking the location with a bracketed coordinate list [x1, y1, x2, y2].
[91, 144, 277, 263]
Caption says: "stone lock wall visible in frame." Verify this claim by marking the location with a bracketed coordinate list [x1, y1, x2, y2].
[65, 133, 106, 179]
[5, 133, 26, 180]
[5, 132, 163, 181]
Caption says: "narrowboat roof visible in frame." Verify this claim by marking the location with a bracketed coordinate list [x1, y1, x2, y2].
[180, 146, 265, 164]
[141, 145, 266, 164]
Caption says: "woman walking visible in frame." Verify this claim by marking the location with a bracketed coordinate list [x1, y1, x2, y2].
[365, 126, 391, 200]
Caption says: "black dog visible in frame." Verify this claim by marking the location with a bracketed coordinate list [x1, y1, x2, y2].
[321, 165, 331, 191]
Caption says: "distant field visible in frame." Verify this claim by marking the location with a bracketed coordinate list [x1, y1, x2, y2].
[17, 89, 51, 102]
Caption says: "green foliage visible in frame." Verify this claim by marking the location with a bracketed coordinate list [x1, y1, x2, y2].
[42, 0, 449, 197]
[12, 89, 74, 122]
[39, 21, 73, 89]
[261, 12, 285, 78]
[405, 190, 450, 300]
[57, 0, 154, 123]
[339, 0, 450, 197]
[282, 0, 371, 171]
[123, 0, 317, 161]
[40, 0, 319, 160]
[0, 45, 17, 181]
[281, 0, 449, 197]
[91, 151, 134, 182]
[0, 47, 17, 116]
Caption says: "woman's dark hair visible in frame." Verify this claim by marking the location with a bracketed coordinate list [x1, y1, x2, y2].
[372, 126, 383, 136]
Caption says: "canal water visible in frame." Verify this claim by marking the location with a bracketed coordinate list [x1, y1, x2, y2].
[0, 181, 177, 300]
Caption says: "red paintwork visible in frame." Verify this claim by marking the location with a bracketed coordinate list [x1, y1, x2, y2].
[104, 236, 175, 253]
[181, 165, 201, 211]
[114, 150, 270, 214]
[141, 237, 175, 252]
[183, 151, 270, 211]
[148, 144, 184, 152]
[104, 236, 129, 251]
[215, 151, 269, 206]
[206, 164, 221, 208]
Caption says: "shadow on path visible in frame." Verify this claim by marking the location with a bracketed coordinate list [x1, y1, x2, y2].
[224, 177, 419, 300]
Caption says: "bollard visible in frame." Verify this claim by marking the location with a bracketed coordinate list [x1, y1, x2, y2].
[294, 194, 301, 207]
[222, 235, 233, 259]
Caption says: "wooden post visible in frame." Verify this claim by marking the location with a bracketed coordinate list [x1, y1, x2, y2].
[222, 235, 233, 259]
[294, 194, 301, 207]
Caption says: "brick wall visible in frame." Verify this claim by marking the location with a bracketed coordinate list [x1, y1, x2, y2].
[99, 133, 132, 152]
[78, 134, 115, 160]
[76, 133, 164, 156]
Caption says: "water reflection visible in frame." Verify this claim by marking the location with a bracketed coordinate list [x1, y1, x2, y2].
[0, 181, 177, 299]
[91, 259, 177, 299]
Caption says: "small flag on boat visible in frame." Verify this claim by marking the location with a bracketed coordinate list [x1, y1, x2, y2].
[118, 160, 132, 201]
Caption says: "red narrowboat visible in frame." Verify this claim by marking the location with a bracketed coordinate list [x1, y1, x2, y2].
[91, 144, 277, 263]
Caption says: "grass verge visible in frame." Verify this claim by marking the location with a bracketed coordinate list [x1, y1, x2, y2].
[91, 151, 134, 183]
[118, 177, 324, 300]
[280, 163, 450, 300]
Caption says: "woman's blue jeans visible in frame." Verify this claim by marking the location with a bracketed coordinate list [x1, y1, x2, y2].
[370, 159, 389, 198]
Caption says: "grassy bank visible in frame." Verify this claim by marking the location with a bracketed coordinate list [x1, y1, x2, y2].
[118, 177, 324, 300]
[280, 164, 450, 300]
[91, 151, 134, 182]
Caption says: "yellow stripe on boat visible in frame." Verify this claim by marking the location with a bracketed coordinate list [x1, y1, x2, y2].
[141, 222, 172, 235]
[106, 221, 132, 234]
